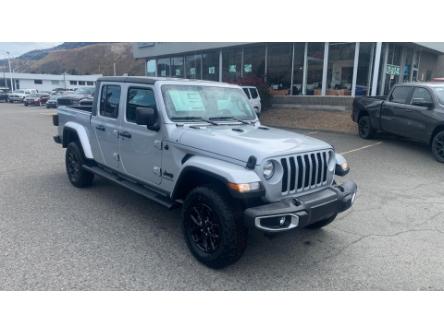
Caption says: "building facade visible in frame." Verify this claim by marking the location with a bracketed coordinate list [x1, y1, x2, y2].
[0, 72, 102, 91]
[133, 42, 444, 98]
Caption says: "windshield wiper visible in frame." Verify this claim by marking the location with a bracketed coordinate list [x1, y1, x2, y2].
[170, 116, 219, 125]
[209, 116, 255, 125]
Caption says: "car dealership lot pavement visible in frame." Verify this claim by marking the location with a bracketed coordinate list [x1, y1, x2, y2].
[0, 102, 443, 290]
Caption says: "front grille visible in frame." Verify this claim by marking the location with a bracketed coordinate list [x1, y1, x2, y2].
[57, 98, 74, 106]
[280, 150, 332, 195]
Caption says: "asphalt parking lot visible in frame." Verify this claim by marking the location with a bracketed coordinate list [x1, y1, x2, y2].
[0, 102, 443, 290]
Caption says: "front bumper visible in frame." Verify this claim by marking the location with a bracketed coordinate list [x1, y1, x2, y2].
[244, 180, 357, 232]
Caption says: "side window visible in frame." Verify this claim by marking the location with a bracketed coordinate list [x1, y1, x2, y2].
[411, 87, 433, 104]
[100, 85, 121, 118]
[249, 88, 259, 99]
[242, 88, 251, 99]
[126, 87, 156, 123]
[389, 86, 412, 104]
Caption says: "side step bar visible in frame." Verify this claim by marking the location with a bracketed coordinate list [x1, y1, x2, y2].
[82, 165, 175, 209]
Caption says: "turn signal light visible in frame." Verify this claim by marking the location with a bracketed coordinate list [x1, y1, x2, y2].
[228, 182, 260, 193]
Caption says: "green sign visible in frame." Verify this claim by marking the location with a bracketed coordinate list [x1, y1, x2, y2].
[386, 64, 400, 76]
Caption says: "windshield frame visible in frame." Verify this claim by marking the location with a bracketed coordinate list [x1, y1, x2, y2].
[160, 83, 257, 124]
[432, 86, 444, 106]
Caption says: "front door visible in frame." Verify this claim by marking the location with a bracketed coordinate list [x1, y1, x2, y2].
[90, 84, 122, 170]
[380, 85, 413, 136]
[118, 85, 162, 186]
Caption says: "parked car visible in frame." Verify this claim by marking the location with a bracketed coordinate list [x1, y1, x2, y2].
[352, 82, 444, 162]
[0, 87, 10, 102]
[57, 87, 95, 107]
[53, 76, 357, 268]
[24, 93, 50, 106]
[242, 86, 262, 114]
[7, 89, 38, 103]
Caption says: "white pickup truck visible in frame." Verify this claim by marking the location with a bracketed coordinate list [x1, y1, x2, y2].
[53, 76, 357, 268]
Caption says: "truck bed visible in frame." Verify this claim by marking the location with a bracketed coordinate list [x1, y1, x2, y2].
[56, 106, 92, 139]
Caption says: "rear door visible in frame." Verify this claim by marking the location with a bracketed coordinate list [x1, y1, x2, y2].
[90, 83, 122, 170]
[380, 86, 414, 136]
[118, 85, 162, 185]
[249, 87, 261, 113]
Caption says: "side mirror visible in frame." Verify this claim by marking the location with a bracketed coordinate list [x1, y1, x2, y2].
[412, 98, 433, 109]
[135, 107, 160, 130]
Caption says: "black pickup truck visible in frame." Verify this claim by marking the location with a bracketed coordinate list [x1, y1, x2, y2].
[352, 82, 444, 162]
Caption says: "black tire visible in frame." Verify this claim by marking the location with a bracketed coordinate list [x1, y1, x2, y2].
[431, 130, 444, 163]
[358, 115, 374, 139]
[24, 102, 28, 107]
[182, 186, 247, 269]
[65, 142, 94, 188]
[305, 214, 337, 229]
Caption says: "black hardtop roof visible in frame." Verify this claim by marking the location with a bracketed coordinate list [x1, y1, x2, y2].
[96, 76, 234, 86]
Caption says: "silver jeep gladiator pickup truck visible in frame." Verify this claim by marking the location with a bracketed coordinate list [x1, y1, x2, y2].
[53, 76, 357, 268]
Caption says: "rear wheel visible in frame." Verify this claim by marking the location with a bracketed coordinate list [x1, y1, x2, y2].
[431, 130, 444, 163]
[358, 115, 374, 139]
[182, 186, 247, 269]
[65, 142, 94, 188]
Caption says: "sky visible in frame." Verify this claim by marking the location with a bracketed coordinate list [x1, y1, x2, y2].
[0, 42, 61, 58]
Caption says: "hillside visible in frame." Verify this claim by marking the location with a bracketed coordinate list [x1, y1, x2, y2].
[2, 42, 145, 76]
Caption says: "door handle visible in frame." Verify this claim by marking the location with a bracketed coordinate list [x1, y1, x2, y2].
[118, 131, 132, 139]
[95, 125, 106, 131]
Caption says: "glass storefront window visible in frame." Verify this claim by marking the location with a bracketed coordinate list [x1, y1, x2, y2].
[292, 43, 305, 95]
[186, 54, 202, 79]
[306, 43, 324, 95]
[382, 43, 402, 94]
[202, 52, 219, 81]
[157, 58, 170, 77]
[326, 42, 355, 96]
[243, 44, 265, 80]
[356, 43, 375, 96]
[267, 43, 292, 95]
[222, 48, 242, 82]
[146, 59, 156, 76]
[171, 57, 184, 78]
[401, 48, 413, 82]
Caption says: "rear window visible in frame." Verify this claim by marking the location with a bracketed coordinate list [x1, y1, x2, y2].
[433, 87, 444, 105]
[242, 88, 251, 99]
[390, 86, 413, 104]
[249, 88, 259, 99]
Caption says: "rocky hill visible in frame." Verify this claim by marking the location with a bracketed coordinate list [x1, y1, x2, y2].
[1, 42, 145, 76]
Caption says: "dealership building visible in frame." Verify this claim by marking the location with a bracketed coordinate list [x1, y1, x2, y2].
[133, 42, 444, 106]
[0, 72, 102, 92]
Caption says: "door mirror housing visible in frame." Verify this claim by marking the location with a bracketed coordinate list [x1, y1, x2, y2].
[412, 98, 434, 109]
[135, 107, 160, 130]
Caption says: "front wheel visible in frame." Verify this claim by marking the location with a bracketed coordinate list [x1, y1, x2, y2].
[431, 130, 444, 163]
[65, 142, 94, 188]
[305, 214, 337, 229]
[358, 115, 374, 139]
[182, 186, 247, 269]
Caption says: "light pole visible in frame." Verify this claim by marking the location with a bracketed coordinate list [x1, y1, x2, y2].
[0, 50, 14, 91]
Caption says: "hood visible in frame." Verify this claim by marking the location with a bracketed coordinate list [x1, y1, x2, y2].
[177, 125, 332, 163]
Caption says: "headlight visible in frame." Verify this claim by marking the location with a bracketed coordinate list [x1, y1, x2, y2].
[263, 160, 275, 180]
[335, 153, 350, 176]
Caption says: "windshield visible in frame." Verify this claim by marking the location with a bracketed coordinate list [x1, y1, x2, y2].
[161, 84, 256, 122]
[75, 87, 95, 95]
[433, 87, 444, 105]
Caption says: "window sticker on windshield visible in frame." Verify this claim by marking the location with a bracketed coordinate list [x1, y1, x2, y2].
[168, 90, 205, 112]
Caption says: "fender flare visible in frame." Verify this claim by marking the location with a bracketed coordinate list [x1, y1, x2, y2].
[171, 155, 261, 199]
[63, 121, 94, 159]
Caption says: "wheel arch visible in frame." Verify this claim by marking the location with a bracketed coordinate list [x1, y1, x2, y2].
[62, 122, 94, 159]
[430, 124, 444, 145]
[171, 156, 261, 201]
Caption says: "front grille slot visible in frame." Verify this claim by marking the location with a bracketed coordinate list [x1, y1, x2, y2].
[281, 150, 331, 195]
